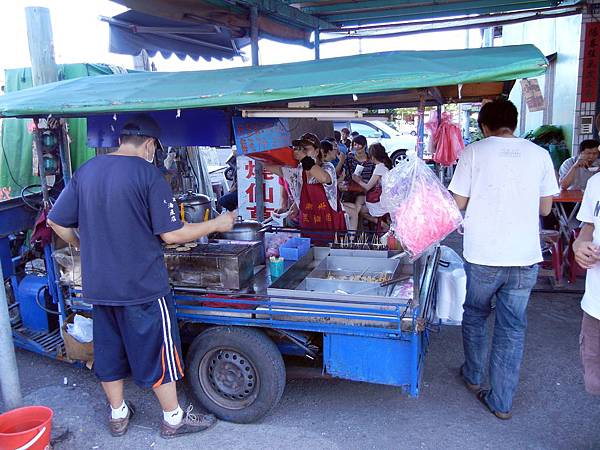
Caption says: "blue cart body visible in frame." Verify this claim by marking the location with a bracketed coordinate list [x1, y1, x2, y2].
[0, 173, 438, 401]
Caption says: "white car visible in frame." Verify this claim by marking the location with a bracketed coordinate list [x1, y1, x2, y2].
[335, 120, 419, 165]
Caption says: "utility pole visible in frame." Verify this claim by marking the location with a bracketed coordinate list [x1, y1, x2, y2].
[26, 6, 60, 207]
[0, 8, 62, 411]
[0, 256, 21, 411]
[0, 5, 63, 411]
[25, 7, 59, 85]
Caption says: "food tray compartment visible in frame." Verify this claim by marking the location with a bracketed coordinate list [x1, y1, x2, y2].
[164, 242, 255, 290]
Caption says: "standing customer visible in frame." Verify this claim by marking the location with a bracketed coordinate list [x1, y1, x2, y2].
[572, 176, 600, 396]
[352, 143, 392, 220]
[339, 135, 375, 232]
[47, 115, 236, 438]
[448, 99, 559, 419]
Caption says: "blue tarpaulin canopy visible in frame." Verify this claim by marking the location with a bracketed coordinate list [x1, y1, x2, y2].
[105, 10, 251, 61]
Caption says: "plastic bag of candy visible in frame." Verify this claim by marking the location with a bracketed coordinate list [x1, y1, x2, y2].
[381, 150, 462, 259]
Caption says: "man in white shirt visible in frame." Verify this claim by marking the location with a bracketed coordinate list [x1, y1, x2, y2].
[448, 99, 559, 419]
[572, 176, 600, 396]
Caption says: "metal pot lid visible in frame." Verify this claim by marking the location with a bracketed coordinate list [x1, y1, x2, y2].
[231, 216, 263, 231]
[178, 191, 210, 204]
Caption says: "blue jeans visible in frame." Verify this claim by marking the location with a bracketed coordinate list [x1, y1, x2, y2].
[462, 262, 539, 413]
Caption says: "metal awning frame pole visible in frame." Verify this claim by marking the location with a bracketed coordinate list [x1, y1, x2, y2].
[416, 91, 426, 158]
[315, 28, 320, 60]
[250, 6, 259, 67]
[319, 8, 581, 43]
[250, 6, 265, 222]
[33, 124, 50, 208]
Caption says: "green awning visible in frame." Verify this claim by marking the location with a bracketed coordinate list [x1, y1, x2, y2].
[301, 0, 580, 27]
[0, 45, 547, 118]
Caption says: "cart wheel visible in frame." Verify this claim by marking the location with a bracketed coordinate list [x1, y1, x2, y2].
[186, 326, 286, 423]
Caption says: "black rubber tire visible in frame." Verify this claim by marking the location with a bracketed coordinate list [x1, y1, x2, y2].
[391, 149, 408, 166]
[185, 326, 286, 424]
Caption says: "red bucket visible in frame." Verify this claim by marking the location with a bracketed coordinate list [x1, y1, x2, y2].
[0, 406, 53, 450]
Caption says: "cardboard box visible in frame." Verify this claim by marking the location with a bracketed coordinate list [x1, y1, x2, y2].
[61, 313, 93, 362]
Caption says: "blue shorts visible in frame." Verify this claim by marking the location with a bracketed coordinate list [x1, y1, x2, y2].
[92, 294, 184, 388]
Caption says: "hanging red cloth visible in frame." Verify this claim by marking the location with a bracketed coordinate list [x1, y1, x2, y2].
[31, 208, 53, 249]
[299, 171, 346, 245]
[432, 112, 465, 167]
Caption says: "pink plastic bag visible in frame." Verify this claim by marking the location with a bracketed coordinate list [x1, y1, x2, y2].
[381, 151, 463, 259]
[432, 112, 464, 166]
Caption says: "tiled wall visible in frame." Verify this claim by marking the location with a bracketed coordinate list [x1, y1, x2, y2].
[573, 2, 600, 153]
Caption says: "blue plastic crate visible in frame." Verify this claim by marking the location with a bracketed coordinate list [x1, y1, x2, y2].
[280, 237, 311, 261]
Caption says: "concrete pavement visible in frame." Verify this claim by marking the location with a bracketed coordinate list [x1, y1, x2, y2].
[9, 289, 599, 449]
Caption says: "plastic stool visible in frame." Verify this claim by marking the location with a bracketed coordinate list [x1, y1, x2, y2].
[540, 229, 563, 285]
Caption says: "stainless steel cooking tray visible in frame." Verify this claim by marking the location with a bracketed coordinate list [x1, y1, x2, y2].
[303, 255, 402, 297]
[164, 242, 255, 290]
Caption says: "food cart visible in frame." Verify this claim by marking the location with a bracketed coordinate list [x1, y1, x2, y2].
[0, 45, 547, 423]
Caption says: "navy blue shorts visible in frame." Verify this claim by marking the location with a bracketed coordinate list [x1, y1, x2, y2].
[93, 294, 184, 388]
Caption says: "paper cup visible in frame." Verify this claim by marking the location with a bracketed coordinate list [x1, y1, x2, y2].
[353, 165, 364, 176]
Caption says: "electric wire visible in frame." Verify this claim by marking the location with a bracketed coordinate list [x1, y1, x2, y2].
[0, 129, 24, 190]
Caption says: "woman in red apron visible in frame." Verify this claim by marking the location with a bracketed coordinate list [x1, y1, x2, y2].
[266, 133, 346, 245]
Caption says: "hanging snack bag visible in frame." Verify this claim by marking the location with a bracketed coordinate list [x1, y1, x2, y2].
[381, 150, 462, 259]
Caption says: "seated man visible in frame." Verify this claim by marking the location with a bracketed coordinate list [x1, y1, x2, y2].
[559, 139, 600, 190]
[218, 153, 238, 212]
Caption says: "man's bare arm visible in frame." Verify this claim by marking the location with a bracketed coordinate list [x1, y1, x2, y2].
[573, 223, 600, 269]
[160, 212, 236, 244]
[47, 219, 80, 248]
[539, 196, 553, 216]
[452, 193, 469, 210]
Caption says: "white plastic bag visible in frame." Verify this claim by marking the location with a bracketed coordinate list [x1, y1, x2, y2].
[66, 314, 93, 343]
[381, 150, 462, 259]
[435, 246, 466, 325]
[53, 247, 82, 286]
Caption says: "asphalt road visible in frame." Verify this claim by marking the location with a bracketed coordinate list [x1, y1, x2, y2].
[7, 289, 599, 450]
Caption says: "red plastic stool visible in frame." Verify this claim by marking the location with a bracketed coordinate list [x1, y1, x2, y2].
[540, 229, 563, 285]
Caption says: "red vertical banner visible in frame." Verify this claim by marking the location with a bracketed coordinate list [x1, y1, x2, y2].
[582, 22, 600, 102]
[237, 156, 281, 220]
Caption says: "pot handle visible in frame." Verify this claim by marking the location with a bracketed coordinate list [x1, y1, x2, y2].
[259, 216, 273, 232]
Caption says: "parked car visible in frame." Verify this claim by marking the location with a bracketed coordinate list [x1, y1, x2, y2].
[335, 120, 418, 165]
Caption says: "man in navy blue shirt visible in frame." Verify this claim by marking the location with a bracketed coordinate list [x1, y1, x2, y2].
[48, 115, 235, 439]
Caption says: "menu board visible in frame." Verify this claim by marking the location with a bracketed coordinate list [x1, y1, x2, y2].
[232, 117, 291, 155]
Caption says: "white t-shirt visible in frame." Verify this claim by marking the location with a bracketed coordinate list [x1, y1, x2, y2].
[281, 162, 338, 211]
[448, 136, 559, 266]
[365, 163, 389, 218]
[576, 174, 600, 320]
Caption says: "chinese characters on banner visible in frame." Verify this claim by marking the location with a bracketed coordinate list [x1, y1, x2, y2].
[232, 118, 291, 155]
[237, 156, 282, 220]
[582, 22, 600, 103]
[520, 79, 545, 112]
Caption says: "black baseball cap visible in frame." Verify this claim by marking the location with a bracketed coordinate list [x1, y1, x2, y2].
[292, 132, 320, 149]
[120, 114, 164, 151]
